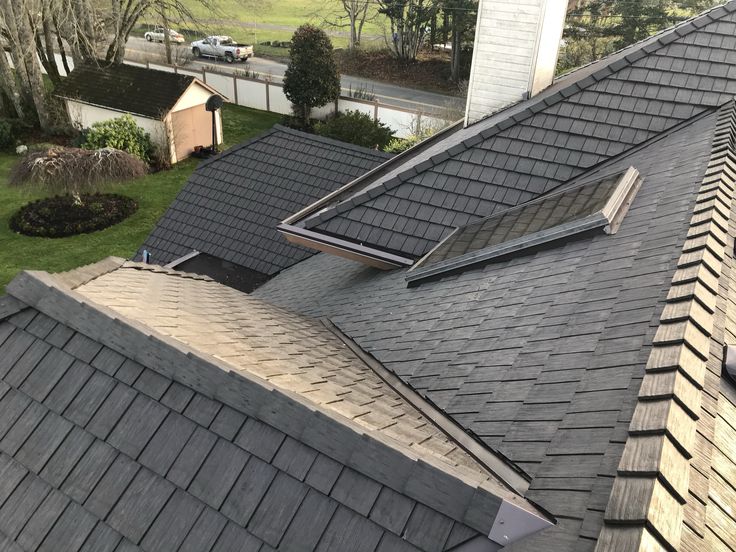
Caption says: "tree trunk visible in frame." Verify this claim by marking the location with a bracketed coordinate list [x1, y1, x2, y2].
[5, 0, 53, 129]
[349, 8, 358, 51]
[0, 45, 24, 119]
[40, 3, 62, 84]
[450, 10, 461, 81]
[70, 0, 98, 64]
[53, 13, 72, 75]
[162, 9, 173, 64]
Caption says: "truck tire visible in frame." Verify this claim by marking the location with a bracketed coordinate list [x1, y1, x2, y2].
[192, 47, 201, 58]
[145, 34, 152, 41]
[225, 53, 234, 63]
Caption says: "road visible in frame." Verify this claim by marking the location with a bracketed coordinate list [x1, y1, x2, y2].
[126, 36, 465, 115]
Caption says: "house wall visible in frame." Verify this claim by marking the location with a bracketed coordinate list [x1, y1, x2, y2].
[170, 82, 224, 149]
[168, 106, 222, 163]
[464, 0, 567, 125]
[65, 100, 166, 141]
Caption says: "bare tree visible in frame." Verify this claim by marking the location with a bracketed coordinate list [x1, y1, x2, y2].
[0, 0, 52, 128]
[102, 0, 223, 65]
[377, 0, 438, 61]
[324, 0, 374, 51]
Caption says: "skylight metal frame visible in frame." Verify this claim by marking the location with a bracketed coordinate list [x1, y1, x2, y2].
[406, 167, 641, 285]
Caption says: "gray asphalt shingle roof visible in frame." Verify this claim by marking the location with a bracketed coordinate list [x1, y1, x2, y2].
[0, 259, 549, 552]
[287, 2, 736, 259]
[55, 64, 199, 119]
[138, 125, 391, 275]
[253, 106, 721, 550]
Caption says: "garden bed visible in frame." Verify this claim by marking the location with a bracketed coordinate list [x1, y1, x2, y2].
[10, 194, 138, 238]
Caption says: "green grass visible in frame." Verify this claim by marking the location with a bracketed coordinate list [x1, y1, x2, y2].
[0, 104, 280, 292]
[137, 0, 388, 51]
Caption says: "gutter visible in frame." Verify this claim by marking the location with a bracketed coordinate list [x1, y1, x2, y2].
[278, 223, 414, 270]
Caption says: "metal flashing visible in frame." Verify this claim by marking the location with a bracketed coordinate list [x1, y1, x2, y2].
[488, 499, 555, 547]
[164, 250, 200, 269]
[278, 223, 414, 269]
[406, 168, 641, 285]
[322, 319, 533, 497]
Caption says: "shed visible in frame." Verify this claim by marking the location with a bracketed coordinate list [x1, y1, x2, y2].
[55, 63, 224, 164]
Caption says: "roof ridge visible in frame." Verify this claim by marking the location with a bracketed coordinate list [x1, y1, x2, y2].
[553, 0, 733, 82]
[53, 256, 126, 289]
[596, 99, 736, 550]
[3, 268, 552, 540]
[289, 1, 736, 233]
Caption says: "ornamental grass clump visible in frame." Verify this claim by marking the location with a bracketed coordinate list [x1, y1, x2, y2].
[9, 146, 147, 205]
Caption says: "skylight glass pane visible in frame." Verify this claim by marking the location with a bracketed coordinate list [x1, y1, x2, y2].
[406, 167, 640, 285]
[424, 174, 622, 265]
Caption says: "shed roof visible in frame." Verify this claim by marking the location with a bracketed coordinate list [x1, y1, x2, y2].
[138, 125, 391, 278]
[55, 63, 211, 119]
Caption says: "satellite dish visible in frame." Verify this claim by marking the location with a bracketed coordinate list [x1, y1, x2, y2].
[206, 95, 223, 112]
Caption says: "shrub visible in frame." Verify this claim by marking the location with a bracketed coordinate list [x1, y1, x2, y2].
[384, 125, 440, 153]
[10, 193, 138, 238]
[10, 146, 148, 203]
[0, 119, 14, 149]
[82, 114, 153, 162]
[314, 110, 394, 150]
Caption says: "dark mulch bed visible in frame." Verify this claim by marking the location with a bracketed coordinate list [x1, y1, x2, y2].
[10, 193, 138, 238]
[335, 49, 462, 95]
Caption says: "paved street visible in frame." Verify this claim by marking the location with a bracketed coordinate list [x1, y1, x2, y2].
[126, 36, 466, 115]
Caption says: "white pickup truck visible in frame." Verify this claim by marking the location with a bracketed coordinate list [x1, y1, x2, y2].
[190, 36, 253, 63]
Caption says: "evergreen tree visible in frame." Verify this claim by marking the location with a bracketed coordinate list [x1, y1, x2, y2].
[283, 24, 341, 127]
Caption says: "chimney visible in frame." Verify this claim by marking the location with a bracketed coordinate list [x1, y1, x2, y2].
[464, 0, 568, 126]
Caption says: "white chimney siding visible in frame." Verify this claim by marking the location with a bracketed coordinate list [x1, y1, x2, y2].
[465, 0, 568, 125]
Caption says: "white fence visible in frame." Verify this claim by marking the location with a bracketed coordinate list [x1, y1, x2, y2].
[5, 51, 453, 138]
[137, 60, 452, 138]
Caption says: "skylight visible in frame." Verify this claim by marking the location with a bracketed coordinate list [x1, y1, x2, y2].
[406, 167, 641, 285]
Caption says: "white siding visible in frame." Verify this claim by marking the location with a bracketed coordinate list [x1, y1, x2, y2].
[171, 82, 214, 112]
[465, 0, 566, 125]
[65, 100, 165, 137]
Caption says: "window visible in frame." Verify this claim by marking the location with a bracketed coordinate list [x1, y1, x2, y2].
[406, 167, 640, 285]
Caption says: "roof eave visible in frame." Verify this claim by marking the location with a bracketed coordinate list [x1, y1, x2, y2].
[278, 223, 414, 270]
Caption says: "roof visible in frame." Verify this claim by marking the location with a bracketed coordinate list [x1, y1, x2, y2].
[253, 103, 730, 550]
[0, 259, 552, 552]
[55, 64, 212, 119]
[137, 125, 391, 280]
[407, 167, 641, 284]
[280, 1, 736, 260]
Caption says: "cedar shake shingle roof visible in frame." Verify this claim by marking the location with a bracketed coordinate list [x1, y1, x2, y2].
[137, 126, 391, 278]
[0, 260, 551, 552]
[55, 64, 199, 119]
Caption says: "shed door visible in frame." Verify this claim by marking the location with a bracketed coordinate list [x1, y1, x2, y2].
[171, 105, 212, 161]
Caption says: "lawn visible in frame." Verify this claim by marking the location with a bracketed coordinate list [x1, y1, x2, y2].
[137, 0, 388, 50]
[0, 104, 280, 292]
